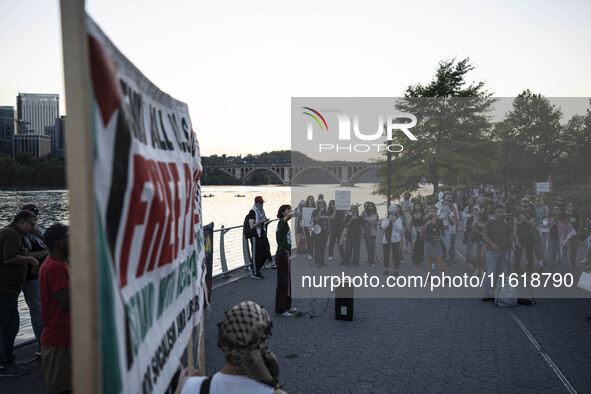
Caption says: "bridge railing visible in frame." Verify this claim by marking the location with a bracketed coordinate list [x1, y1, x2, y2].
[212, 219, 279, 279]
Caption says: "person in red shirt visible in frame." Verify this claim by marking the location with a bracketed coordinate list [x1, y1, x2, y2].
[39, 224, 70, 394]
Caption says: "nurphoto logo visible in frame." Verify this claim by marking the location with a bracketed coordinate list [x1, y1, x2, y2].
[302, 107, 418, 153]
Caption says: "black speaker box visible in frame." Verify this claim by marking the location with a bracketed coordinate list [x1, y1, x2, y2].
[335, 280, 354, 321]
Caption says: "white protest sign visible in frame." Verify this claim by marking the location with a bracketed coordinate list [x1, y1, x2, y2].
[535, 182, 551, 193]
[335, 190, 351, 210]
[302, 207, 315, 227]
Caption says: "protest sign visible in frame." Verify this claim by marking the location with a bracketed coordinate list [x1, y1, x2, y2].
[335, 190, 351, 210]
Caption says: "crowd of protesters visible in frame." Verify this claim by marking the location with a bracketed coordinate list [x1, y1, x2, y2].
[289, 186, 591, 292]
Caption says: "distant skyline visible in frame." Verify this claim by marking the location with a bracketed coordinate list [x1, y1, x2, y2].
[1, 0, 590, 157]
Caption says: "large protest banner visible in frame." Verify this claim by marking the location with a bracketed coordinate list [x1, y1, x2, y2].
[62, 6, 206, 392]
[88, 16, 206, 393]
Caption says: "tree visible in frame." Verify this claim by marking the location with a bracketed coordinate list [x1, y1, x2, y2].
[555, 103, 591, 184]
[495, 90, 563, 185]
[375, 58, 497, 199]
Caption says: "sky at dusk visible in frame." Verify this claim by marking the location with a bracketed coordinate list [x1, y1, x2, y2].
[1, 0, 590, 157]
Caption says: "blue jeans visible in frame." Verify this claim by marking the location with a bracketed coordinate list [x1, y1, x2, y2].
[22, 279, 43, 348]
[547, 237, 568, 274]
[0, 293, 19, 366]
[484, 250, 510, 296]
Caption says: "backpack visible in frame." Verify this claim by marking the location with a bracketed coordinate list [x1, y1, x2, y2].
[243, 213, 257, 239]
[495, 276, 517, 307]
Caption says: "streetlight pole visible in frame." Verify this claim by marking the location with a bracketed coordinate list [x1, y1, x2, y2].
[387, 139, 392, 210]
[383, 122, 392, 210]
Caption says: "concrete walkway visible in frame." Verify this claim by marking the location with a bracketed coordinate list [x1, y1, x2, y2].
[205, 262, 591, 393]
[5, 234, 591, 393]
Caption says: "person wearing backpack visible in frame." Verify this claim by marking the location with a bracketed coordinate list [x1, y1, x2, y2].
[247, 196, 272, 279]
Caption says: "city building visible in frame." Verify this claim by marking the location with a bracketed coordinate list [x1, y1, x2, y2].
[17, 93, 59, 135]
[14, 134, 51, 158]
[52, 116, 66, 156]
[0, 106, 16, 156]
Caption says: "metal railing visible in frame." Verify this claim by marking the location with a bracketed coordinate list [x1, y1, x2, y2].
[212, 218, 279, 279]
[16, 219, 279, 350]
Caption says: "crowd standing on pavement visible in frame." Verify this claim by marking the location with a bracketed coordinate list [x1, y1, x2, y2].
[285, 184, 591, 314]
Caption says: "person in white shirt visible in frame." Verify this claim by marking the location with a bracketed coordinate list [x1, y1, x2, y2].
[176, 301, 287, 394]
[437, 199, 455, 261]
[381, 205, 404, 277]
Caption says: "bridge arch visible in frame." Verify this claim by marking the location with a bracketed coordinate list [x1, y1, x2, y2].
[291, 166, 340, 185]
[348, 166, 376, 184]
[242, 168, 283, 184]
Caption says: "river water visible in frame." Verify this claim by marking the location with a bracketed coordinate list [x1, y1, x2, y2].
[0, 183, 431, 275]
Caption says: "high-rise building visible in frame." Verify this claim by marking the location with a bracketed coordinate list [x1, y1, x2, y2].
[0, 106, 16, 156]
[17, 93, 59, 135]
[14, 134, 51, 158]
[48, 116, 66, 156]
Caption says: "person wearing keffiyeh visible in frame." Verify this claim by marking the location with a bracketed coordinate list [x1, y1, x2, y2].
[176, 301, 287, 394]
[248, 196, 273, 279]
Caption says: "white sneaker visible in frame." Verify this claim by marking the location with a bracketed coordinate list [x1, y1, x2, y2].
[276, 311, 292, 317]
[307, 254, 313, 260]
[288, 307, 297, 313]
[328, 256, 333, 261]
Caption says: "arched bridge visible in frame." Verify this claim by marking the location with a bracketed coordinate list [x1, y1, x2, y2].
[204, 162, 377, 186]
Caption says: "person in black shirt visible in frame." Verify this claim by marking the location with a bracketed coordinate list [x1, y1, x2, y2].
[423, 206, 445, 276]
[513, 197, 537, 272]
[275, 205, 296, 317]
[248, 196, 272, 279]
[342, 205, 362, 267]
[565, 202, 581, 268]
[312, 200, 330, 268]
[327, 200, 344, 261]
[411, 203, 426, 265]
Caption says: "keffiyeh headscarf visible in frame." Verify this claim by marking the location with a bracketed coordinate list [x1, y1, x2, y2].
[252, 203, 267, 237]
[217, 301, 279, 388]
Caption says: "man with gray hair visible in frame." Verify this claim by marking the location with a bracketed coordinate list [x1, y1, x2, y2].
[176, 301, 287, 393]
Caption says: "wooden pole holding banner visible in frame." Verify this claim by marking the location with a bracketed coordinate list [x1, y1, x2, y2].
[60, 0, 100, 393]
[187, 332, 193, 373]
[198, 322, 206, 376]
[187, 322, 206, 376]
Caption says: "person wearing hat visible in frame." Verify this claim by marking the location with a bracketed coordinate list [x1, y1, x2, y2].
[513, 197, 537, 272]
[248, 196, 272, 279]
[175, 301, 287, 394]
[38, 224, 71, 394]
[20, 203, 48, 356]
[0, 211, 41, 377]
